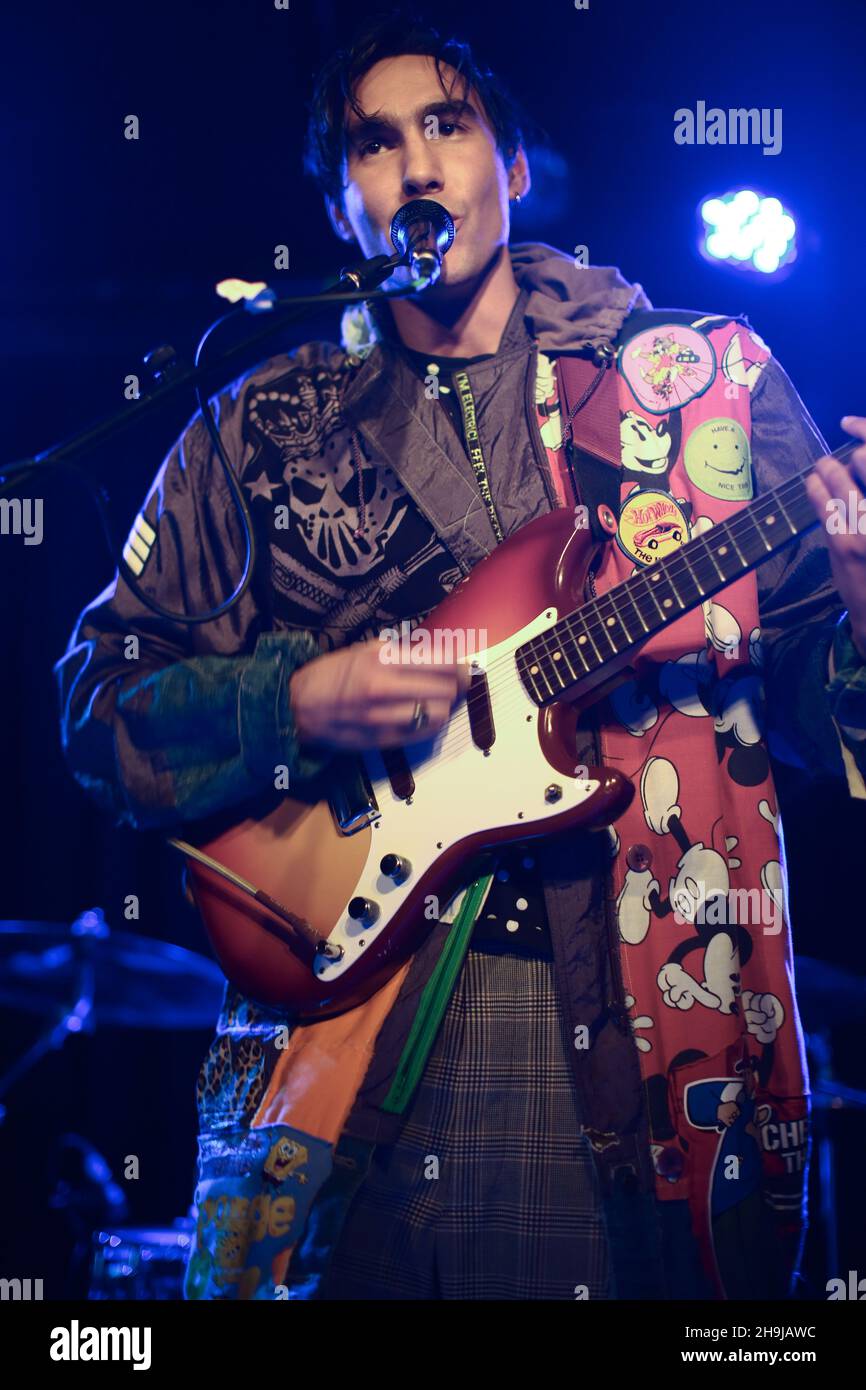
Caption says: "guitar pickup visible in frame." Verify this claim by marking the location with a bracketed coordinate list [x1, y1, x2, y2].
[329, 754, 381, 835]
[467, 669, 495, 750]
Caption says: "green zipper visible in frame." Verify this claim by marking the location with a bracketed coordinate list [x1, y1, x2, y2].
[381, 871, 493, 1114]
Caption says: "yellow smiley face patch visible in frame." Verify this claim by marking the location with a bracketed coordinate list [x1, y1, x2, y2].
[683, 418, 753, 501]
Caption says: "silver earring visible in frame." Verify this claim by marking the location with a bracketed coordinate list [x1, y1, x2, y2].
[512, 193, 522, 204]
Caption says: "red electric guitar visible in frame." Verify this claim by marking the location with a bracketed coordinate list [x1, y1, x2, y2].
[171, 441, 856, 1017]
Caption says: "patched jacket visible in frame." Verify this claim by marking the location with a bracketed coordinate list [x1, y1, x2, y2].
[55, 244, 866, 1298]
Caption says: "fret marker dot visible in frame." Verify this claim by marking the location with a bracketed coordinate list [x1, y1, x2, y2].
[719, 546, 728, 556]
[553, 650, 562, 660]
[578, 634, 587, 644]
[530, 664, 538, 674]
[663, 598, 673, 608]
[506, 919, 520, 932]
[765, 515, 775, 525]
[516, 897, 529, 910]
[607, 617, 616, 627]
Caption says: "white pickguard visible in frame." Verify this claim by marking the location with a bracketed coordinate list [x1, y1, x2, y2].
[315, 608, 602, 981]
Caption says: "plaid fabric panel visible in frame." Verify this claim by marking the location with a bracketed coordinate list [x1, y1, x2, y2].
[318, 948, 612, 1300]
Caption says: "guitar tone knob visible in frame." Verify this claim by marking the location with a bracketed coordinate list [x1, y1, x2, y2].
[380, 854, 412, 884]
[348, 897, 380, 926]
[544, 784, 563, 803]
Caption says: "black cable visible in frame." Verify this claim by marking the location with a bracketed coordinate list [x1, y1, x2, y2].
[2, 272, 418, 625]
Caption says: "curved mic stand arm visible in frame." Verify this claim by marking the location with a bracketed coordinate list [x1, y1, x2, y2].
[0, 253, 420, 625]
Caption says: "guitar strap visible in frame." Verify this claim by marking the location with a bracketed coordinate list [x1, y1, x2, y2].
[448, 348, 628, 551]
[553, 349, 624, 545]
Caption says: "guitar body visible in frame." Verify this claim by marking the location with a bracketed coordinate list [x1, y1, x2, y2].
[181, 421, 845, 1016]
[184, 509, 637, 1016]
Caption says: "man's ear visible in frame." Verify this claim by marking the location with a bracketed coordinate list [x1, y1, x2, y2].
[326, 196, 356, 245]
[507, 144, 531, 202]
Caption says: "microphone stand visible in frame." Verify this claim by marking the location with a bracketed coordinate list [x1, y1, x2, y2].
[0, 250, 412, 492]
[1, 196, 453, 620]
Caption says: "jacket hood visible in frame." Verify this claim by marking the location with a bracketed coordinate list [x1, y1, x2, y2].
[340, 241, 653, 359]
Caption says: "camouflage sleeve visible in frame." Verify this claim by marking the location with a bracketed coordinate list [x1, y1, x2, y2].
[750, 353, 866, 797]
[54, 378, 336, 831]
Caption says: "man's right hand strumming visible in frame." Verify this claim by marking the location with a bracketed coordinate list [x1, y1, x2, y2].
[288, 639, 473, 751]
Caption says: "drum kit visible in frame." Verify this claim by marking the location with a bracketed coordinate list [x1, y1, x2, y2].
[0, 909, 224, 1299]
[0, 912, 863, 1297]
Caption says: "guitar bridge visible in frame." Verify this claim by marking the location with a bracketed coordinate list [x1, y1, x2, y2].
[328, 754, 380, 835]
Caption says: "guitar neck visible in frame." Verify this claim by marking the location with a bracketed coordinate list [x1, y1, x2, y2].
[518, 438, 857, 706]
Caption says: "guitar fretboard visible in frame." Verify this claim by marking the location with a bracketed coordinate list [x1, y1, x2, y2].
[516, 440, 857, 706]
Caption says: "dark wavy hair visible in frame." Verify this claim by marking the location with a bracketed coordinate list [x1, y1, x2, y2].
[303, 9, 527, 214]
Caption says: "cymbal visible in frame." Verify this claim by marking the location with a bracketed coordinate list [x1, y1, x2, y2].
[0, 914, 225, 1029]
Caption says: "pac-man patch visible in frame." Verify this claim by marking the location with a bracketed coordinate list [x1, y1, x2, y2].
[721, 329, 771, 393]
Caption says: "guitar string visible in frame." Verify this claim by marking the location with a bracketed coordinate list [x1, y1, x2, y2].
[376, 457, 851, 780]
[390, 451, 843, 761]
[371, 441, 859, 777]
[519, 438, 857, 680]
[413, 440, 849, 703]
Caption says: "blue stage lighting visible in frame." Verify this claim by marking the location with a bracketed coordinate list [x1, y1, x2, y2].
[699, 189, 796, 275]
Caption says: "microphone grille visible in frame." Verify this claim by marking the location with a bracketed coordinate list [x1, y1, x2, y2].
[390, 199, 455, 254]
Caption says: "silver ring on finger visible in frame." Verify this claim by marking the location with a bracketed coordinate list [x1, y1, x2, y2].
[409, 700, 430, 732]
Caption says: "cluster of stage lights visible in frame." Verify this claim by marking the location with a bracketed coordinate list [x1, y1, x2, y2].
[699, 190, 797, 275]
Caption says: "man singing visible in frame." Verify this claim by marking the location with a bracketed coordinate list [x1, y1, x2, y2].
[56, 10, 866, 1300]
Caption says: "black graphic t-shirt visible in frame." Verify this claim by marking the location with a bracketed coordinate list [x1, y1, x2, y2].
[242, 356, 467, 652]
[398, 343, 555, 959]
[398, 345, 495, 442]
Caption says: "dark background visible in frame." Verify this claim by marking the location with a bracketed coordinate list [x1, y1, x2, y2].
[1, 0, 864, 1298]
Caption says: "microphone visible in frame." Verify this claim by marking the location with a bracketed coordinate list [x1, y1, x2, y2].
[390, 199, 456, 285]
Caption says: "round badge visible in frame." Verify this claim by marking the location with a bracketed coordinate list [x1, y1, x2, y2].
[683, 418, 753, 501]
[616, 487, 691, 568]
[619, 324, 716, 415]
[721, 329, 770, 393]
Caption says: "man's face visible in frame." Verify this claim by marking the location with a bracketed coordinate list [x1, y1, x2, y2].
[332, 53, 524, 294]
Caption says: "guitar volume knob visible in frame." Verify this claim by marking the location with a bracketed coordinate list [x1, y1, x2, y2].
[348, 896, 380, 926]
[380, 854, 412, 884]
